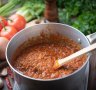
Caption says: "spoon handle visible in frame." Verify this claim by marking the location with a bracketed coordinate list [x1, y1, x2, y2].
[53, 43, 96, 69]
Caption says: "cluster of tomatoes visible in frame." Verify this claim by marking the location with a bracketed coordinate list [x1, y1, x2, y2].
[0, 14, 26, 60]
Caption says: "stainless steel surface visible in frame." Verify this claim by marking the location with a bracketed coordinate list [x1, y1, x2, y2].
[6, 23, 91, 90]
[87, 32, 96, 43]
[13, 81, 20, 90]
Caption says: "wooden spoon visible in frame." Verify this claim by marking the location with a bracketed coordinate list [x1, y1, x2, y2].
[53, 43, 96, 69]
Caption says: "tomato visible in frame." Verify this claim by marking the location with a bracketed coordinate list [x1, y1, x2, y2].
[8, 14, 26, 31]
[0, 37, 9, 60]
[0, 16, 7, 31]
[0, 26, 17, 40]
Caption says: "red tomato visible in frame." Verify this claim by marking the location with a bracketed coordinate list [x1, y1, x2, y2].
[0, 26, 17, 40]
[0, 37, 9, 60]
[8, 14, 26, 31]
[0, 16, 7, 31]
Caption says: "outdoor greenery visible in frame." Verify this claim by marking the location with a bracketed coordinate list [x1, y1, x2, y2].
[58, 0, 96, 35]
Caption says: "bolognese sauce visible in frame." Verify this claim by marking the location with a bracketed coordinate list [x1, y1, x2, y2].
[13, 34, 87, 79]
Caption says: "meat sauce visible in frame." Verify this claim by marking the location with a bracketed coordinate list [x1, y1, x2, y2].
[13, 34, 87, 79]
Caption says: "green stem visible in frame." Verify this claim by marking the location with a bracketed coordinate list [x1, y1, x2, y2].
[7, 18, 13, 22]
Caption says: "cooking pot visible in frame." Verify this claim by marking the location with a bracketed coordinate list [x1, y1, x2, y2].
[6, 23, 96, 90]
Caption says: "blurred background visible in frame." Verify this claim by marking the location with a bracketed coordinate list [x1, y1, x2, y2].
[0, 0, 96, 35]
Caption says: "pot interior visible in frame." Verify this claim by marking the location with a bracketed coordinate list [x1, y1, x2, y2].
[6, 23, 90, 79]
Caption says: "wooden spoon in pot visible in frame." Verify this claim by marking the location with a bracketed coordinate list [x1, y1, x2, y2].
[53, 43, 96, 69]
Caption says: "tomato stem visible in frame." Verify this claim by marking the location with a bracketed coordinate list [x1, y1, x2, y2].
[7, 18, 13, 22]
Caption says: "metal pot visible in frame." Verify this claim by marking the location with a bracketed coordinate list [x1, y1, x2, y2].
[6, 23, 96, 90]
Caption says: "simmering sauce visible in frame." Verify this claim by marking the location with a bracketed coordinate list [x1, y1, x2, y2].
[13, 34, 87, 79]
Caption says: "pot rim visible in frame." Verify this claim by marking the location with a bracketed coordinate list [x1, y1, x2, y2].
[6, 23, 91, 81]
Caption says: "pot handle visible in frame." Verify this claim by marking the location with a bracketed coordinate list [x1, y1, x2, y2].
[86, 32, 96, 43]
